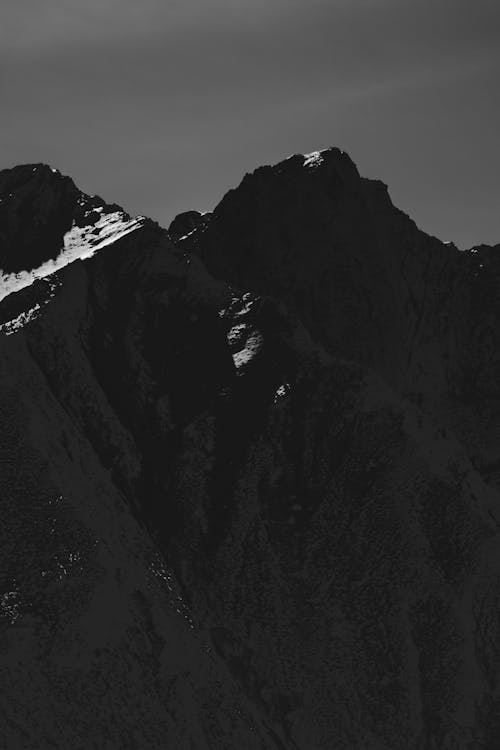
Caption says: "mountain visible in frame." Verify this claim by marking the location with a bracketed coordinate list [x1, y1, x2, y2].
[1, 150, 500, 749]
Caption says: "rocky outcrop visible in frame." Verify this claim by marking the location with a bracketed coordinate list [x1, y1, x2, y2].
[168, 210, 212, 243]
[1, 153, 500, 748]
[0, 164, 147, 303]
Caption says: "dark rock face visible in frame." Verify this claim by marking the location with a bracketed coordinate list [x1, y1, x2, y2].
[1, 152, 500, 748]
[0, 164, 88, 272]
[183, 148, 500, 491]
[184, 149, 454, 391]
[168, 209, 212, 242]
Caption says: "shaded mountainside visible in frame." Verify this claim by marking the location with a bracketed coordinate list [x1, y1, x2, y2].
[1, 150, 500, 748]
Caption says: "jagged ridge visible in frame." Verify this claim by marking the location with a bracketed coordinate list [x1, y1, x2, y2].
[1, 151, 500, 749]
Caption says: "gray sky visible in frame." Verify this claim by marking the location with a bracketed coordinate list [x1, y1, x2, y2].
[2, 0, 499, 248]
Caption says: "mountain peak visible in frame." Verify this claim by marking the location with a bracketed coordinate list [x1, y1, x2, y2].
[242, 146, 361, 186]
[0, 162, 71, 193]
[0, 163, 150, 303]
[299, 146, 358, 173]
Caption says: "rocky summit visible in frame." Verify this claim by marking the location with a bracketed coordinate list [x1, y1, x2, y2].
[1, 149, 500, 749]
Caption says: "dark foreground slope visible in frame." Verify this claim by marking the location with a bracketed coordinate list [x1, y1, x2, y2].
[1, 153, 500, 748]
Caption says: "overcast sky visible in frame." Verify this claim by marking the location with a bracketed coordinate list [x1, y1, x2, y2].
[1, 0, 499, 248]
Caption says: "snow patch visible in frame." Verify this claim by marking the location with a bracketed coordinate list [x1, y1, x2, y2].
[273, 382, 290, 403]
[232, 329, 263, 372]
[177, 227, 199, 242]
[303, 150, 325, 169]
[62, 210, 143, 258]
[0, 304, 42, 335]
[234, 292, 256, 318]
[218, 291, 259, 321]
[0, 279, 61, 335]
[0, 210, 145, 303]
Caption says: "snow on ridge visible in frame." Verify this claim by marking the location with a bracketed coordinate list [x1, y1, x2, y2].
[303, 150, 326, 169]
[0, 210, 145, 303]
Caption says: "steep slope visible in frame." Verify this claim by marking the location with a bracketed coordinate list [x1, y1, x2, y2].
[0, 163, 146, 303]
[0, 171, 285, 749]
[1, 154, 500, 749]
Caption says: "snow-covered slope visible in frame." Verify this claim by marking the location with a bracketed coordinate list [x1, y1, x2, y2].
[0, 164, 150, 303]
